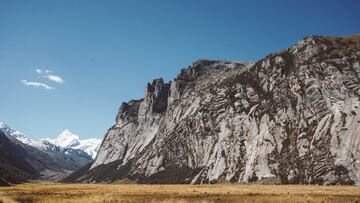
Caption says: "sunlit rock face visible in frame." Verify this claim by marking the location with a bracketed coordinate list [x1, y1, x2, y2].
[73, 35, 360, 185]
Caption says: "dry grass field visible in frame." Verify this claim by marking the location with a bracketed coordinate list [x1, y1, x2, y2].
[0, 183, 360, 203]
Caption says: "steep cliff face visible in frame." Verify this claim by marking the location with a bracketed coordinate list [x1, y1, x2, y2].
[68, 35, 360, 185]
[92, 78, 171, 170]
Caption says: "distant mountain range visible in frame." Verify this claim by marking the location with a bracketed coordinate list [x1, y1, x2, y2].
[43, 129, 101, 159]
[0, 121, 101, 185]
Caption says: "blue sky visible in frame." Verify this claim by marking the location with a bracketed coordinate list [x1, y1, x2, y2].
[0, 0, 359, 140]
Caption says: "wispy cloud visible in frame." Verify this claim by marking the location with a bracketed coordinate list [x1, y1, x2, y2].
[36, 69, 64, 84]
[21, 69, 63, 90]
[20, 80, 55, 90]
[44, 74, 64, 84]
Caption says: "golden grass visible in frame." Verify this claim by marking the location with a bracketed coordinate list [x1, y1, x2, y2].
[0, 183, 360, 203]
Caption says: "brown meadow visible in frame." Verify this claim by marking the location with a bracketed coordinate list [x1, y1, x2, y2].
[0, 183, 360, 203]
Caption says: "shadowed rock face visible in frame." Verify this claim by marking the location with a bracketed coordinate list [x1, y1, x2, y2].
[68, 35, 360, 185]
[147, 78, 171, 113]
[0, 131, 39, 184]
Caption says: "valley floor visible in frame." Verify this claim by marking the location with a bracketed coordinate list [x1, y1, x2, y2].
[0, 183, 360, 203]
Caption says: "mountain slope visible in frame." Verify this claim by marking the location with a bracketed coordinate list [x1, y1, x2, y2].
[0, 131, 39, 184]
[66, 35, 360, 185]
[0, 122, 93, 181]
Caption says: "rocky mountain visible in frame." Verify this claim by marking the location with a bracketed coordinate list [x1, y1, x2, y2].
[43, 129, 101, 159]
[0, 130, 39, 185]
[65, 35, 360, 185]
[0, 121, 93, 181]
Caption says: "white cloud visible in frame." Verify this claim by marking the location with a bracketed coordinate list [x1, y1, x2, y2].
[21, 80, 55, 90]
[44, 74, 64, 84]
[35, 69, 64, 84]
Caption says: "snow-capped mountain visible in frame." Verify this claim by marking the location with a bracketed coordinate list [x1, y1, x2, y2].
[0, 122, 101, 160]
[43, 129, 101, 159]
[0, 121, 39, 147]
[0, 121, 93, 181]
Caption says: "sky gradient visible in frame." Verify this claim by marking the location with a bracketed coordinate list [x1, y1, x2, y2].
[0, 0, 359, 140]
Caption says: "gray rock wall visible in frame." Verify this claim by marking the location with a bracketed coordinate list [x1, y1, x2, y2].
[75, 35, 360, 185]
